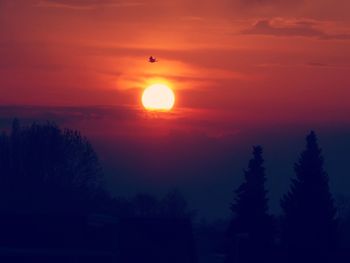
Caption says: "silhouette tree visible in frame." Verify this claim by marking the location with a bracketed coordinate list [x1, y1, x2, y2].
[119, 190, 197, 263]
[0, 119, 105, 214]
[132, 193, 159, 217]
[227, 146, 274, 263]
[160, 189, 195, 219]
[281, 131, 338, 263]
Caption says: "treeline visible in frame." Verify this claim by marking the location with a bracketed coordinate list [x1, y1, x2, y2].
[0, 119, 345, 263]
[227, 132, 338, 263]
[0, 119, 193, 218]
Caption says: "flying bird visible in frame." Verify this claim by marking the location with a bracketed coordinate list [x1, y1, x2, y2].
[149, 56, 158, 63]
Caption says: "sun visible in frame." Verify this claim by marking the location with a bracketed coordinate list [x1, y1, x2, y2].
[142, 83, 175, 111]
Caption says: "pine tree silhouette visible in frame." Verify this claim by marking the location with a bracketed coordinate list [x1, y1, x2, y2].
[281, 131, 338, 263]
[228, 146, 274, 263]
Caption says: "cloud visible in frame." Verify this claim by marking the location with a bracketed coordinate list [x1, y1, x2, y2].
[231, 0, 305, 15]
[242, 19, 350, 40]
[242, 19, 325, 37]
[321, 33, 350, 40]
[306, 62, 329, 67]
[0, 105, 141, 130]
[37, 0, 144, 10]
[238, 0, 303, 5]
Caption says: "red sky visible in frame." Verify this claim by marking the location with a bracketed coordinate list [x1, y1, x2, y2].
[1, 0, 350, 218]
[1, 0, 350, 123]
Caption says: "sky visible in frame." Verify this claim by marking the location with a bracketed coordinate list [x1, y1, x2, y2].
[1, 0, 350, 219]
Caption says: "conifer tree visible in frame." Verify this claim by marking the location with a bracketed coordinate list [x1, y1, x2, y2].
[281, 131, 338, 263]
[228, 146, 274, 263]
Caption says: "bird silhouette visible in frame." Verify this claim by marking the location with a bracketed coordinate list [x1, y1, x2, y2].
[149, 56, 158, 63]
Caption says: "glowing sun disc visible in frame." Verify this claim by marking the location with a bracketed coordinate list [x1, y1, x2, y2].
[142, 84, 175, 111]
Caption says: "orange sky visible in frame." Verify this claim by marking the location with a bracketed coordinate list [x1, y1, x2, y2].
[1, 0, 350, 134]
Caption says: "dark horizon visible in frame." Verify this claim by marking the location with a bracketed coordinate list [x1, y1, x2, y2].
[0, 118, 347, 263]
[0, 109, 349, 220]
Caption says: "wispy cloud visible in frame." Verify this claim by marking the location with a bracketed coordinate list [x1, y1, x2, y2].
[242, 19, 350, 40]
[36, 0, 144, 10]
[0, 105, 141, 130]
[238, 0, 304, 6]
